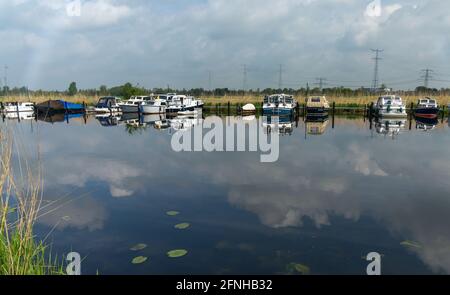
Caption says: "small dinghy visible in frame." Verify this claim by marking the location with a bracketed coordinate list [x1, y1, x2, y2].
[240, 103, 256, 115]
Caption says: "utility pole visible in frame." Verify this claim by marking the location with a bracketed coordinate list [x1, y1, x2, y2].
[3, 65, 8, 95]
[208, 70, 212, 91]
[278, 64, 283, 90]
[315, 77, 327, 91]
[242, 64, 248, 93]
[371, 49, 383, 91]
[421, 68, 433, 88]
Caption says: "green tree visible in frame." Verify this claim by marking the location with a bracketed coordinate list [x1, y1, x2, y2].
[68, 82, 78, 96]
[99, 85, 108, 95]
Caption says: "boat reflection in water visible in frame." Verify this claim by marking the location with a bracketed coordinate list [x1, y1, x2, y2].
[415, 116, 438, 132]
[96, 113, 122, 127]
[169, 114, 203, 132]
[262, 115, 295, 135]
[375, 118, 407, 138]
[37, 112, 84, 124]
[3, 111, 35, 121]
[305, 115, 330, 136]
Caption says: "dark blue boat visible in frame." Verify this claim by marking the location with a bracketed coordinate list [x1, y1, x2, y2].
[36, 100, 85, 114]
[414, 98, 439, 119]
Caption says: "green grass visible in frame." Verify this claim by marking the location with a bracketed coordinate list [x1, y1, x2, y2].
[0, 129, 64, 275]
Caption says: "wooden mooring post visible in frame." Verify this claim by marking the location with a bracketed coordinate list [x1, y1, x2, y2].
[227, 101, 230, 116]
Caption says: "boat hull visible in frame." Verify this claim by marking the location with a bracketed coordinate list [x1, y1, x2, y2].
[120, 105, 139, 113]
[263, 108, 294, 116]
[36, 100, 84, 114]
[140, 105, 166, 114]
[306, 107, 329, 115]
[166, 105, 203, 114]
[414, 107, 439, 119]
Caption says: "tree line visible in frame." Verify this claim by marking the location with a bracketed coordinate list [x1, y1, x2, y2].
[1, 82, 448, 100]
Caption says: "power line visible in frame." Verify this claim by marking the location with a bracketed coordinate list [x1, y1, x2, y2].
[208, 70, 212, 91]
[242, 64, 248, 92]
[278, 64, 283, 89]
[315, 77, 327, 91]
[371, 49, 383, 91]
[421, 68, 434, 88]
[3, 65, 8, 91]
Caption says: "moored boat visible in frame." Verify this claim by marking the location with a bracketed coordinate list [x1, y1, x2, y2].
[120, 96, 152, 113]
[166, 94, 204, 114]
[35, 100, 84, 114]
[414, 97, 439, 119]
[306, 96, 330, 116]
[263, 94, 297, 116]
[240, 103, 256, 115]
[95, 96, 122, 113]
[140, 96, 167, 114]
[1, 102, 35, 113]
[374, 95, 407, 118]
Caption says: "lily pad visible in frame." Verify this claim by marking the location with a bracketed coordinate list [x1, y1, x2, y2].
[167, 249, 188, 258]
[174, 223, 190, 230]
[287, 263, 310, 275]
[130, 243, 147, 251]
[400, 240, 422, 249]
[166, 211, 180, 216]
[131, 256, 148, 264]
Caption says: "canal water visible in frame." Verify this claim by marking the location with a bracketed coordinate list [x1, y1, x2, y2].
[3, 113, 450, 275]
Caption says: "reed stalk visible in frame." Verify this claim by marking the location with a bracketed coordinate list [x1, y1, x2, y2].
[0, 128, 63, 275]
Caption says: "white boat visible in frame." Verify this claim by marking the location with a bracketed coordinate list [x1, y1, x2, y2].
[120, 96, 152, 113]
[241, 103, 256, 115]
[166, 94, 204, 114]
[94, 97, 122, 113]
[374, 95, 407, 118]
[263, 94, 297, 115]
[139, 96, 167, 114]
[1, 102, 35, 113]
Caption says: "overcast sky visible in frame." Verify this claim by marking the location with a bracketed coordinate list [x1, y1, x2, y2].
[1, 0, 450, 90]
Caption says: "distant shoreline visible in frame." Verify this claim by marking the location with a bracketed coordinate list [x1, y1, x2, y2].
[1, 94, 450, 107]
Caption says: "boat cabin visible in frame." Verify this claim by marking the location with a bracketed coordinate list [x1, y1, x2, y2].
[306, 96, 330, 108]
[417, 97, 438, 108]
[96, 97, 121, 108]
[264, 94, 294, 105]
[377, 95, 404, 107]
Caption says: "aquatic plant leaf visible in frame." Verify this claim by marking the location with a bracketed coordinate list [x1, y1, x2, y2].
[174, 223, 190, 230]
[166, 211, 180, 216]
[130, 243, 147, 251]
[167, 249, 188, 258]
[131, 256, 148, 264]
[287, 263, 310, 275]
[400, 240, 422, 249]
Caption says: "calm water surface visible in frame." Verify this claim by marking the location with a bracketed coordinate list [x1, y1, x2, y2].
[3, 113, 450, 275]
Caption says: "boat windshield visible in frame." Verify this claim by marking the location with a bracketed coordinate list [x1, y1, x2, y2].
[311, 98, 321, 103]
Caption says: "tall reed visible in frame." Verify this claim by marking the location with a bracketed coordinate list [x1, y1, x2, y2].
[0, 128, 63, 275]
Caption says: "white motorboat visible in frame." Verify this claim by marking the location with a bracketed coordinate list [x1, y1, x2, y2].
[166, 94, 204, 114]
[263, 94, 297, 116]
[139, 96, 167, 114]
[374, 95, 407, 118]
[94, 97, 122, 113]
[120, 96, 152, 113]
[169, 116, 203, 132]
[1, 102, 35, 113]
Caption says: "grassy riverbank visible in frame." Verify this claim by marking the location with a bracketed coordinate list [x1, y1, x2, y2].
[2, 94, 450, 107]
[0, 130, 64, 275]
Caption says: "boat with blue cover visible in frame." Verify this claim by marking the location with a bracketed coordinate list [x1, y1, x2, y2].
[36, 100, 85, 114]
